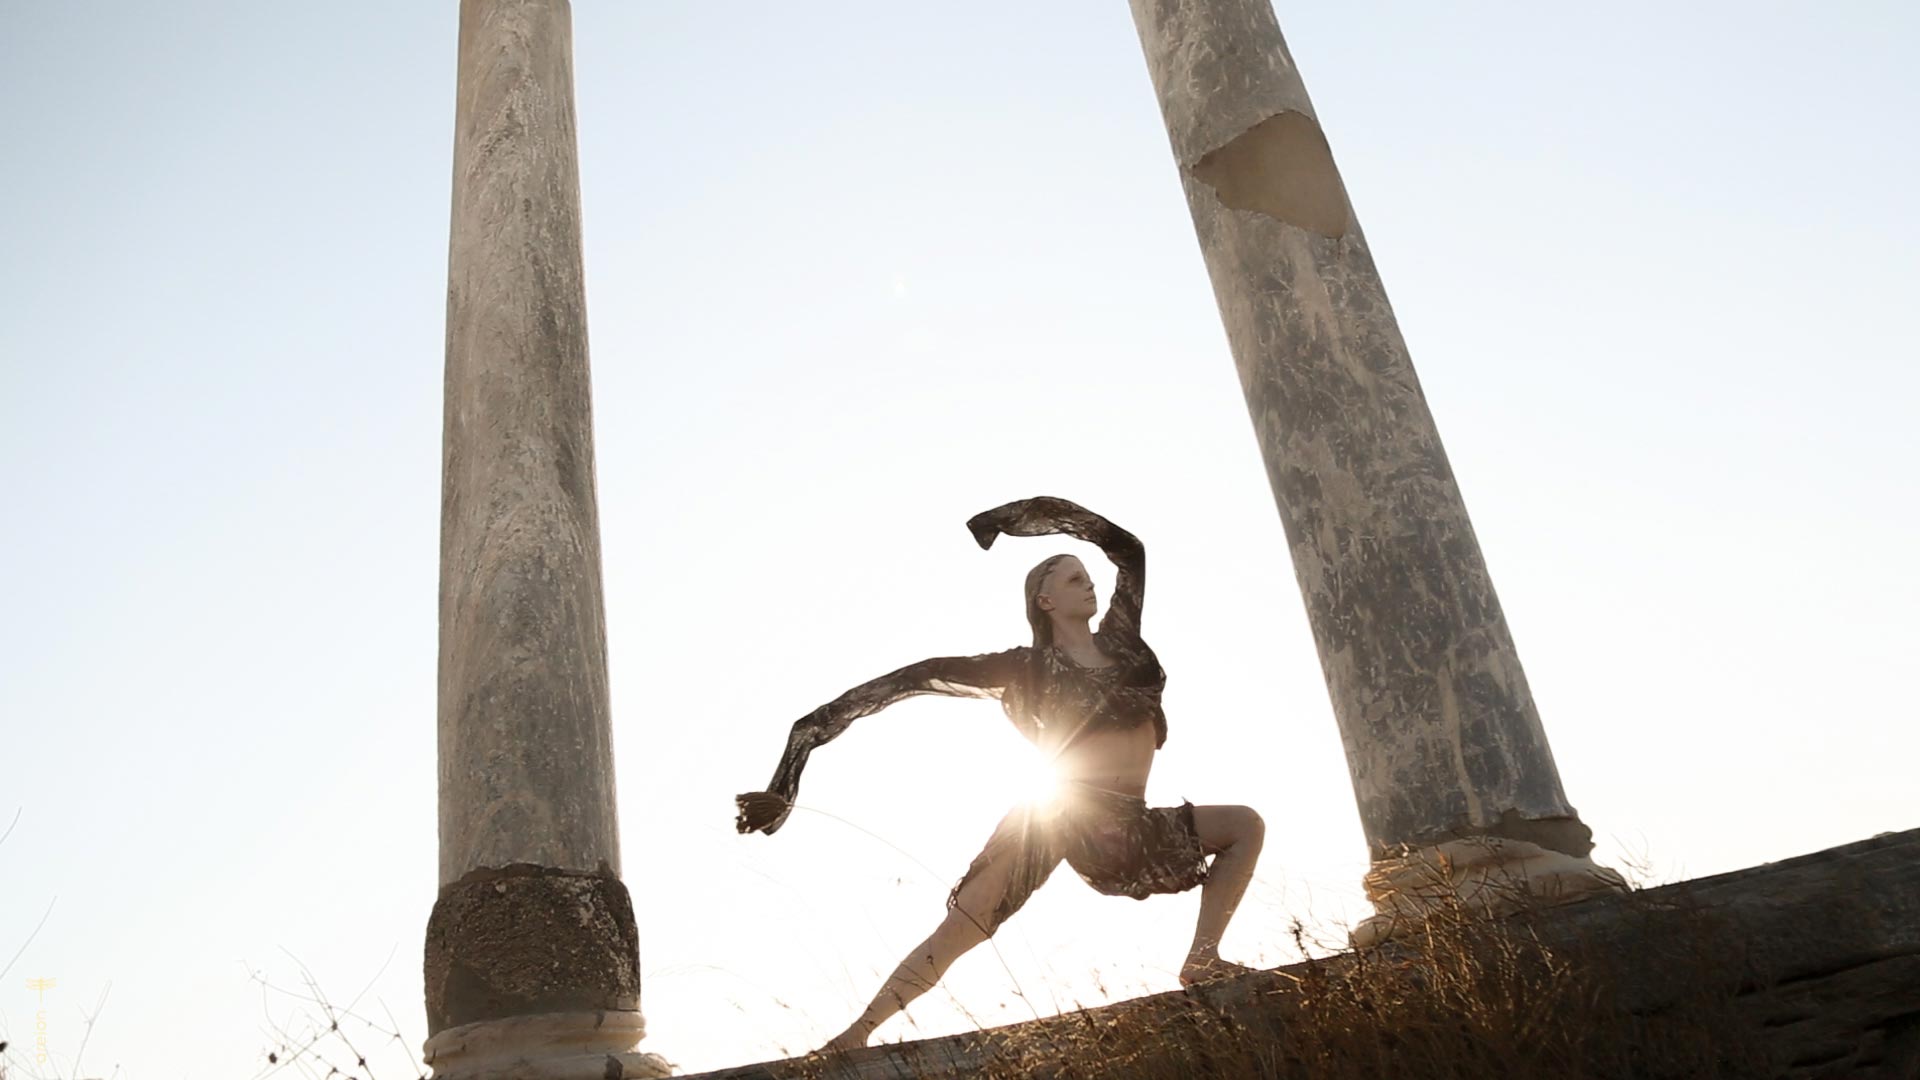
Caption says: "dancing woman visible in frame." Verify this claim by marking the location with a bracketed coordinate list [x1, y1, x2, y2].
[735, 496, 1265, 1051]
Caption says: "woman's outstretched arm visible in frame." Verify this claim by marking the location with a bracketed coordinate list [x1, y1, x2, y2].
[735, 647, 1028, 834]
[966, 496, 1145, 639]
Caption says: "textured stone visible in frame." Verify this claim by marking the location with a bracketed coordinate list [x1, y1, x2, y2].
[1349, 834, 1628, 947]
[1125, 0, 1597, 864]
[424, 863, 640, 1032]
[438, 0, 619, 887]
[423, 1010, 670, 1080]
[426, 0, 658, 1072]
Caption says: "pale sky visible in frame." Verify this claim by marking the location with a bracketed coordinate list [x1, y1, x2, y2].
[3, 2, 1916, 1077]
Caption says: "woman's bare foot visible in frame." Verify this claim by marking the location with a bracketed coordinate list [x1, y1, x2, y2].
[817, 1029, 870, 1055]
[1179, 954, 1260, 987]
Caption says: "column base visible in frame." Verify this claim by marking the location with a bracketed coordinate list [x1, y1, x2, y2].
[423, 1009, 672, 1080]
[1349, 835, 1628, 948]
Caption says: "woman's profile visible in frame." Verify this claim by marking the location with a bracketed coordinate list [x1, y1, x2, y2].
[736, 495, 1265, 1051]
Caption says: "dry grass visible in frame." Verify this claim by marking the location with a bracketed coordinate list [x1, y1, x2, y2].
[770, 878, 1785, 1080]
[960, 891, 1773, 1080]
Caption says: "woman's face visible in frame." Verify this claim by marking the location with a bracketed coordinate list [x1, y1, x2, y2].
[1036, 557, 1098, 623]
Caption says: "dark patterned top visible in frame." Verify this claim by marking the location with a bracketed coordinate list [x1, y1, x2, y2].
[752, 497, 1169, 823]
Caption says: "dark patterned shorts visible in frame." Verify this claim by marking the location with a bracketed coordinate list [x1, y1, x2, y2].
[946, 782, 1212, 934]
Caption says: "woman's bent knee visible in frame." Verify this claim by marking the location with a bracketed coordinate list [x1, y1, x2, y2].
[1230, 806, 1266, 857]
[1195, 804, 1265, 854]
[1239, 806, 1265, 844]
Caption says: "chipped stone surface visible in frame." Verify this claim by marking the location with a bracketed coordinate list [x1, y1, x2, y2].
[1126, 0, 1593, 861]
[1191, 111, 1349, 238]
[424, 863, 640, 1032]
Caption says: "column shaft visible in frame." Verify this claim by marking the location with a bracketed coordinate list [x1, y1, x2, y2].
[438, 0, 613, 892]
[1126, 0, 1594, 864]
[424, 1, 665, 1074]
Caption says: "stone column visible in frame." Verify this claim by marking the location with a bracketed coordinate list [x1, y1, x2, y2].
[1126, 0, 1622, 944]
[421, 2, 668, 1076]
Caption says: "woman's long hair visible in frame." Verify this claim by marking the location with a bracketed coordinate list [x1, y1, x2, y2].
[1002, 553, 1072, 738]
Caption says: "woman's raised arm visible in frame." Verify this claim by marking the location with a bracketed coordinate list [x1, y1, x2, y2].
[735, 647, 1028, 834]
[965, 496, 1145, 639]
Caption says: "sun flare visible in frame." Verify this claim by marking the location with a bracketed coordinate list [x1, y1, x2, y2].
[1005, 751, 1066, 808]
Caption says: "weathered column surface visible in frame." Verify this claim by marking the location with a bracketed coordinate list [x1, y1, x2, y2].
[422, 1, 667, 1076]
[1127, 0, 1621, 943]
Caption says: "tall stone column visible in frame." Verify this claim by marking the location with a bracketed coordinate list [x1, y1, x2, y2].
[421, 1, 668, 1076]
[1126, 0, 1622, 944]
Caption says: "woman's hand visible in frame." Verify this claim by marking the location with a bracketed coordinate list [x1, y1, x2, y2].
[735, 790, 794, 835]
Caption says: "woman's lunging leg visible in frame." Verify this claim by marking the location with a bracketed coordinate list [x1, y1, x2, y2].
[821, 825, 1034, 1052]
[1182, 804, 1265, 985]
[820, 905, 996, 1052]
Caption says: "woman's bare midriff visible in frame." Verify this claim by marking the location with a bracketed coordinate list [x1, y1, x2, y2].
[1050, 721, 1158, 799]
